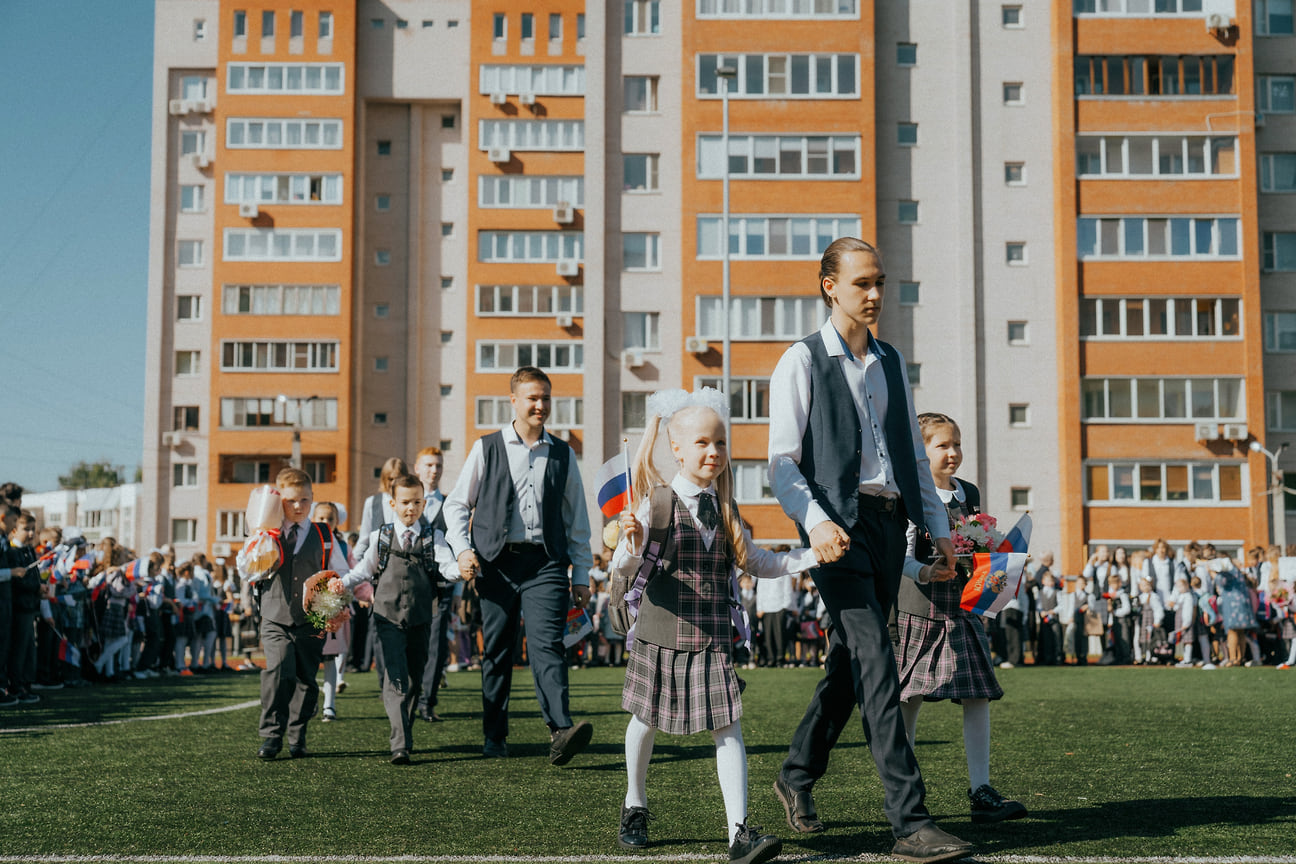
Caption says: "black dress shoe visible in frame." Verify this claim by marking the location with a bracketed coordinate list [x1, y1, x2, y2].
[728, 821, 781, 864]
[617, 804, 651, 850]
[773, 774, 823, 833]
[482, 738, 508, 758]
[890, 822, 973, 864]
[288, 744, 309, 759]
[257, 739, 282, 760]
[549, 720, 593, 766]
[390, 750, 411, 765]
[969, 784, 1028, 824]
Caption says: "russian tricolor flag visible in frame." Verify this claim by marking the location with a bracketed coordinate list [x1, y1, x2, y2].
[960, 551, 1030, 618]
[594, 452, 632, 518]
[123, 558, 147, 581]
[58, 638, 81, 668]
[996, 513, 1032, 554]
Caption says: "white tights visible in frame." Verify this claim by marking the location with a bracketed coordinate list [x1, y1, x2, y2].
[901, 696, 991, 791]
[624, 714, 748, 843]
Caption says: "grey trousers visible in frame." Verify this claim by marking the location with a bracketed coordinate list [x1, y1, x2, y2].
[258, 620, 323, 746]
[375, 615, 430, 753]
[418, 584, 456, 713]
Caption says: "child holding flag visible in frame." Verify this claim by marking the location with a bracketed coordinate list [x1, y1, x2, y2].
[894, 413, 1027, 824]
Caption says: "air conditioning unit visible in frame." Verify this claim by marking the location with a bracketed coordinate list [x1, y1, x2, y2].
[238, 202, 259, 218]
[162, 432, 183, 448]
[556, 313, 574, 328]
[622, 349, 645, 369]
[194, 153, 211, 168]
[685, 336, 709, 354]
[552, 203, 574, 224]
[556, 259, 579, 276]
[1223, 423, 1249, 441]
[1205, 12, 1232, 30]
[487, 146, 511, 163]
[168, 99, 187, 115]
[1194, 422, 1221, 442]
[211, 542, 232, 557]
[193, 99, 212, 113]
[519, 92, 537, 106]
[489, 91, 508, 105]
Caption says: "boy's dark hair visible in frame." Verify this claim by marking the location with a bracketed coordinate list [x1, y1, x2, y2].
[15, 512, 36, 528]
[818, 237, 881, 308]
[390, 473, 424, 495]
[0, 482, 23, 505]
[3, 503, 20, 519]
[510, 365, 551, 392]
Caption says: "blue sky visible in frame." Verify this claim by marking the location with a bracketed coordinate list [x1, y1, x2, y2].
[0, 2, 155, 491]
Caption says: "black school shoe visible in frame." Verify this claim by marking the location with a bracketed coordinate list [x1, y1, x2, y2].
[969, 784, 1028, 823]
[729, 821, 781, 864]
[617, 805, 651, 850]
[549, 720, 593, 766]
[890, 822, 973, 864]
[257, 738, 282, 760]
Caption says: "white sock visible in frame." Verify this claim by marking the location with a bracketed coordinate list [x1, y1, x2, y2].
[1182, 642, 1193, 662]
[962, 699, 991, 791]
[322, 660, 337, 710]
[335, 654, 346, 684]
[624, 714, 655, 809]
[900, 697, 922, 744]
[712, 721, 747, 844]
[1248, 637, 1262, 664]
[1287, 640, 1296, 665]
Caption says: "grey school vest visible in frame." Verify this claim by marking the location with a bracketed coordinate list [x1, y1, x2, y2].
[470, 430, 571, 565]
[259, 523, 329, 627]
[374, 537, 436, 629]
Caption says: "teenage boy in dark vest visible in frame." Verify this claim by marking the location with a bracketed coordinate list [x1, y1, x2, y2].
[245, 467, 350, 760]
[343, 472, 458, 764]
[413, 445, 454, 724]
[444, 366, 595, 765]
[767, 238, 973, 864]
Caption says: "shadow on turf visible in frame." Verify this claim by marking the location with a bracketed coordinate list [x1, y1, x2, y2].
[0, 677, 256, 733]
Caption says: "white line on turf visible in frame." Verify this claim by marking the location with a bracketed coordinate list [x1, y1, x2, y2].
[2, 856, 1294, 863]
[0, 699, 260, 734]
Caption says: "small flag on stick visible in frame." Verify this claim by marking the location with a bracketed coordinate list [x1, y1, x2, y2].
[595, 451, 632, 518]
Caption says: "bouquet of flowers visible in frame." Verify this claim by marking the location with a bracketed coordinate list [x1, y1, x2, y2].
[949, 513, 1006, 557]
[236, 485, 283, 585]
[1270, 584, 1293, 619]
[302, 571, 353, 633]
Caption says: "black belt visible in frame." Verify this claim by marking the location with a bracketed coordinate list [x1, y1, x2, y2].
[503, 541, 544, 554]
[858, 493, 900, 514]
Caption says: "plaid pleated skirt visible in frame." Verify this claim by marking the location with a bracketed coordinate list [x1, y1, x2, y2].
[622, 642, 742, 735]
[896, 611, 1003, 703]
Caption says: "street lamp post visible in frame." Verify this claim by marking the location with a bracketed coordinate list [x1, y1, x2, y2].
[717, 64, 738, 424]
[277, 394, 319, 470]
[1250, 439, 1289, 551]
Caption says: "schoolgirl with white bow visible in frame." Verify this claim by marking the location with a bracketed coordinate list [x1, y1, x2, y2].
[611, 388, 825, 864]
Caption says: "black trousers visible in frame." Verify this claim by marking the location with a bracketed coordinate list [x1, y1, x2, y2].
[419, 583, 456, 713]
[780, 507, 931, 839]
[763, 609, 788, 666]
[999, 608, 1024, 666]
[258, 619, 323, 745]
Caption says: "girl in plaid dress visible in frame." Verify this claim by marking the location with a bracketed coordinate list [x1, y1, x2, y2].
[894, 413, 1026, 824]
[611, 388, 822, 864]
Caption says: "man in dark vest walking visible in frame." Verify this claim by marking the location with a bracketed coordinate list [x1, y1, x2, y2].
[444, 366, 595, 765]
[767, 238, 972, 863]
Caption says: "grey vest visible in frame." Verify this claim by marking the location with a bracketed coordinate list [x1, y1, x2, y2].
[258, 523, 330, 627]
[373, 528, 436, 629]
[470, 429, 571, 565]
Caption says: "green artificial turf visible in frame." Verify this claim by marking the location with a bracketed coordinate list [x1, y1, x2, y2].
[1, 665, 1293, 860]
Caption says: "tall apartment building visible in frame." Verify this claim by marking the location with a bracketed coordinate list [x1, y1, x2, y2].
[141, 0, 1289, 574]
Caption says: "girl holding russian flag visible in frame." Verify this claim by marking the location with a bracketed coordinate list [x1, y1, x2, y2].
[894, 413, 1027, 825]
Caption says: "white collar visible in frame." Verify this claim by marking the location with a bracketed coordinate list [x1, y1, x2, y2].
[671, 473, 716, 500]
[505, 420, 552, 449]
[819, 319, 886, 361]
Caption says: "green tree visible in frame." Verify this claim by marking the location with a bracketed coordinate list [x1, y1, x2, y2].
[59, 460, 125, 490]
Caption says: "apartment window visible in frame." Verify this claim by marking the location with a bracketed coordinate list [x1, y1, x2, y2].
[223, 284, 341, 316]
[448, 20, 459, 28]
[697, 0, 859, 18]
[1002, 5, 1023, 26]
[1003, 82, 1024, 104]
[478, 119, 585, 151]
[521, 13, 534, 40]
[220, 397, 337, 429]
[1261, 154, 1296, 191]
[477, 396, 583, 429]
[319, 11, 333, 39]
[698, 377, 771, 423]
[1265, 312, 1296, 351]
[177, 240, 203, 267]
[622, 392, 648, 431]
[697, 215, 862, 259]
[1005, 162, 1026, 185]
[180, 185, 204, 212]
[375, 304, 390, 318]
[899, 282, 920, 305]
[625, 76, 659, 112]
[440, 384, 453, 397]
[1073, 0, 1204, 13]
[477, 341, 584, 372]
[623, 234, 661, 271]
[219, 340, 339, 372]
[479, 175, 585, 208]
[1086, 461, 1244, 504]
[441, 223, 454, 237]
[698, 135, 860, 179]
[396, 19, 409, 29]
[1081, 377, 1244, 422]
[897, 123, 918, 146]
[233, 10, 246, 37]
[733, 461, 775, 504]
[1073, 55, 1235, 97]
[1010, 488, 1031, 510]
[1262, 233, 1296, 270]
[173, 406, 200, 431]
[440, 331, 453, 344]
[227, 63, 345, 94]
[1266, 391, 1296, 430]
[373, 413, 388, 426]
[697, 295, 824, 340]
[623, 312, 661, 350]
[1258, 76, 1295, 112]
[171, 519, 199, 544]
[180, 130, 205, 155]
[375, 250, 391, 266]
[625, 0, 661, 35]
[1009, 404, 1030, 427]
[226, 118, 343, 149]
[377, 140, 392, 156]
[177, 295, 202, 321]
[1080, 297, 1241, 339]
[290, 10, 303, 38]
[907, 364, 922, 386]
[223, 229, 341, 262]
[175, 350, 200, 376]
[477, 284, 584, 316]
[1076, 216, 1240, 259]
[180, 76, 208, 101]
[896, 42, 917, 65]
[478, 231, 583, 262]
[697, 53, 858, 98]
[376, 194, 391, 211]
[173, 464, 199, 488]
[261, 10, 275, 36]
[224, 173, 344, 205]
[441, 276, 454, 289]
[217, 511, 248, 540]
[1257, 0, 1295, 35]
[1006, 242, 1027, 264]
[549, 14, 563, 42]
[374, 357, 389, 372]
[1076, 134, 1238, 178]
[442, 168, 455, 181]
[1007, 320, 1029, 344]
[577, 13, 585, 40]
[493, 13, 507, 40]
[479, 65, 586, 96]
[624, 154, 660, 191]
[898, 201, 919, 224]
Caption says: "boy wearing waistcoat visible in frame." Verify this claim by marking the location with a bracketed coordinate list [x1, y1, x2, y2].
[344, 473, 458, 764]
[444, 366, 596, 765]
[244, 468, 350, 759]
[413, 446, 455, 724]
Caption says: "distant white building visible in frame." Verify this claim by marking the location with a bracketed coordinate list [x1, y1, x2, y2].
[23, 484, 141, 552]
